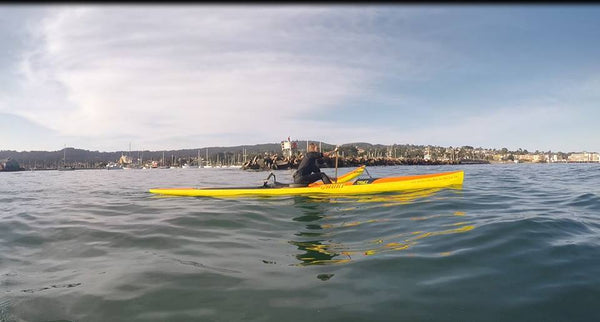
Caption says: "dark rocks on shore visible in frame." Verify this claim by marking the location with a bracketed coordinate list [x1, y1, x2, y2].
[241, 154, 479, 171]
[242, 155, 300, 171]
[0, 158, 24, 172]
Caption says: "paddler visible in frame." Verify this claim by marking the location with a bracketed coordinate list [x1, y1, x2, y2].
[293, 143, 336, 185]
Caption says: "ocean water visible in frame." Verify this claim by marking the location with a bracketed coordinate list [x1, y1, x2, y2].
[1, 164, 599, 322]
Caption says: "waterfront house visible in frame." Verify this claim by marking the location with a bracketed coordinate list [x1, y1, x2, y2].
[568, 152, 600, 163]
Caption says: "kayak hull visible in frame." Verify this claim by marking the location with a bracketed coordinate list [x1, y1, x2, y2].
[149, 170, 464, 197]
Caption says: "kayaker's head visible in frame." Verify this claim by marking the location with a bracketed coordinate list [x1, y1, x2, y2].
[308, 143, 319, 153]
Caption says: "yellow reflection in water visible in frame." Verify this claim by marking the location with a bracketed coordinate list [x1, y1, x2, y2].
[305, 187, 456, 206]
[320, 219, 386, 230]
[361, 224, 474, 257]
[289, 239, 351, 266]
[289, 187, 471, 266]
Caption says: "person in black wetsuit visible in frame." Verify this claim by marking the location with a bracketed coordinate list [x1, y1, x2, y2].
[293, 143, 336, 185]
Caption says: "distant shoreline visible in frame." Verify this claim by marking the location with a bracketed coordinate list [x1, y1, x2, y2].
[2, 142, 599, 171]
[3, 161, 600, 172]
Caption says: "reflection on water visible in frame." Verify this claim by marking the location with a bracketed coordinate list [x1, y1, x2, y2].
[288, 198, 346, 265]
[290, 240, 351, 266]
[305, 186, 462, 206]
[361, 222, 475, 257]
[289, 187, 472, 266]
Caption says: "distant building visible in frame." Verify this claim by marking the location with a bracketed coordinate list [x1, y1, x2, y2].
[280, 138, 298, 158]
[548, 153, 568, 163]
[532, 154, 547, 163]
[423, 147, 431, 161]
[516, 154, 535, 162]
[492, 153, 505, 162]
[568, 152, 600, 163]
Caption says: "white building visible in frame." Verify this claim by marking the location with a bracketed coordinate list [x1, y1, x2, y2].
[568, 152, 600, 163]
[281, 138, 298, 158]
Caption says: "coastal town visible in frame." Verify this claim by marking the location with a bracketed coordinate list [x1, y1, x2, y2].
[1, 139, 599, 172]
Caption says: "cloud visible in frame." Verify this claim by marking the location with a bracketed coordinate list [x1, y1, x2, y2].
[3, 6, 458, 151]
[5, 6, 597, 152]
[8, 6, 423, 150]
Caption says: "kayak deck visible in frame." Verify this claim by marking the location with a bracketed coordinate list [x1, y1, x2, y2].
[149, 170, 464, 197]
[308, 165, 365, 186]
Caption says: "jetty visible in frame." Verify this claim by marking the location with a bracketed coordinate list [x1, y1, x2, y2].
[240, 153, 483, 171]
[0, 158, 24, 172]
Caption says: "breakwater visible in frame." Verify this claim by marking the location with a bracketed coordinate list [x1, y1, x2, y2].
[241, 154, 486, 171]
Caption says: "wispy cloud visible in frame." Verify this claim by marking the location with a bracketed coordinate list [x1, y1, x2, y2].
[2, 6, 599, 152]
[7, 6, 436, 150]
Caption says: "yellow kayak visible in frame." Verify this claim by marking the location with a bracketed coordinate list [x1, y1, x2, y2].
[149, 168, 464, 197]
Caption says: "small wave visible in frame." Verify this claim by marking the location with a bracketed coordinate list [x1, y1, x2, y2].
[169, 257, 241, 274]
[148, 252, 242, 274]
[21, 283, 82, 294]
[564, 193, 600, 211]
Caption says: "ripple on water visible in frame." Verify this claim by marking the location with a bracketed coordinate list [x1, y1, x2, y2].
[564, 192, 600, 211]
[2, 165, 600, 321]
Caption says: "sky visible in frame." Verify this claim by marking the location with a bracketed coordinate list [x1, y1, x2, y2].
[0, 5, 599, 153]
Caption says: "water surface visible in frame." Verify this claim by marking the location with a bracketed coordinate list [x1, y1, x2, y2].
[1, 164, 599, 321]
